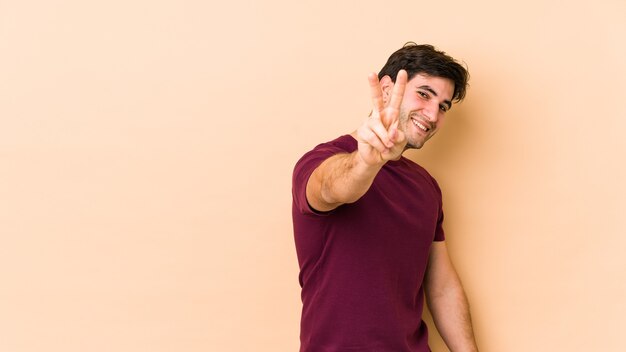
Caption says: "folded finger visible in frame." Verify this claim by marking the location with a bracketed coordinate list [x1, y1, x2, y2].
[358, 125, 390, 153]
[369, 119, 394, 148]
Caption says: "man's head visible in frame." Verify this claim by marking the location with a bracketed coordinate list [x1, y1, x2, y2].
[378, 43, 469, 103]
[378, 43, 469, 149]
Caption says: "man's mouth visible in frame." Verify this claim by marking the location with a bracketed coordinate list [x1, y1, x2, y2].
[412, 118, 430, 132]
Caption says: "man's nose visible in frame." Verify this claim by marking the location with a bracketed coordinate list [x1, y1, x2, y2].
[423, 103, 438, 123]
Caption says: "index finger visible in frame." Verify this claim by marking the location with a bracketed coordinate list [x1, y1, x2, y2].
[387, 69, 407, 112]
[368, 72, 384, 115]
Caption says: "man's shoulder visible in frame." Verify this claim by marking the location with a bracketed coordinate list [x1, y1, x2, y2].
[391, 157, 441, 191]
[397, 156, 431, 176]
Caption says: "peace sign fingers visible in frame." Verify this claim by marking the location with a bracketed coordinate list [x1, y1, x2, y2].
[357, 69, 409, 165]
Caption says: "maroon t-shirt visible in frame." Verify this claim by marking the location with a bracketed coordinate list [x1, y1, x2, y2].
[292, 135, 445, 352]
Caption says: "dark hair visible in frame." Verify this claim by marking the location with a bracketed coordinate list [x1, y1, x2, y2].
[378, 42, 469, 102]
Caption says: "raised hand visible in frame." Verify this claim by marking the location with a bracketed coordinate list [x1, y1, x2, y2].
[356, 69, 408, 166]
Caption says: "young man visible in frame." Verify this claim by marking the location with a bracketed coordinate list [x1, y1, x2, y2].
[292, 43, 479, 352]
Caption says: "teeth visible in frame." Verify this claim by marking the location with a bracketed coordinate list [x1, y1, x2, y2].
[413, 119, 428, 132]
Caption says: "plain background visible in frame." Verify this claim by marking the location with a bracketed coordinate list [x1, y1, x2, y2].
[1, 0, 625, 351]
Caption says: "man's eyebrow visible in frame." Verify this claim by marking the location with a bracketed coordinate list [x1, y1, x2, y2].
[418, 85, 452, 109]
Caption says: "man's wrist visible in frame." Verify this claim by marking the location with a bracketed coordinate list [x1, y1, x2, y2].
[351, 150, 384, 176]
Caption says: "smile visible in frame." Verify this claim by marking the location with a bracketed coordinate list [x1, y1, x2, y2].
[412, 118, 430, 132]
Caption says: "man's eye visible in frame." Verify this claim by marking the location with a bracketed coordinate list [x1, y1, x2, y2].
[417, 91, 428, 98]
[439, 105, 448, 112]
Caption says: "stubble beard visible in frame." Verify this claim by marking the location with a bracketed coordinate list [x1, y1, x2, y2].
[399, 109, 427, 150]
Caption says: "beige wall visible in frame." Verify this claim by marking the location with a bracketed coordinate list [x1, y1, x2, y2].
[1, 0, 625, 351]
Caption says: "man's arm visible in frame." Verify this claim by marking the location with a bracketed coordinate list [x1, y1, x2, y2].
[306, 70, 408, 212]
[424, 241, 479, 352]
[306, 151, 383, 212]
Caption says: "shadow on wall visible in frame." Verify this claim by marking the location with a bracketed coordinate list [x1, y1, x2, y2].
[405, 101, 477, 169]
[404, 60, 504, 173]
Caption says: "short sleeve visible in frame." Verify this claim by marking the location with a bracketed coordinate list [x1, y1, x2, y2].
[432, 177, 446, 242]
[292, 142, 349, 215]
[434, 208, 445, 241]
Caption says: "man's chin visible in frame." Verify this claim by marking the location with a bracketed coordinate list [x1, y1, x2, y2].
[405, 139, 426, 150]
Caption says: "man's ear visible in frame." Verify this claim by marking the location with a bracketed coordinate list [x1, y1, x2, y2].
[379, 75, 394, 105]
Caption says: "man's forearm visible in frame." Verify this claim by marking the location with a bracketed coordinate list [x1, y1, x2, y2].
[428, 283, 479, 352]
[306, 151, 383, 212]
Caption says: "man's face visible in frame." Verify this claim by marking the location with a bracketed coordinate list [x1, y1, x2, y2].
[384, 73, 455, 149]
